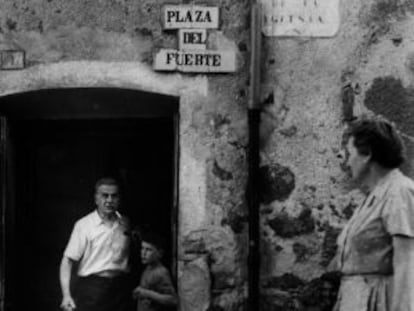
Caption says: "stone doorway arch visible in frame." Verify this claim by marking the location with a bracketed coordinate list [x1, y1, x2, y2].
[0, 60, 210, 311]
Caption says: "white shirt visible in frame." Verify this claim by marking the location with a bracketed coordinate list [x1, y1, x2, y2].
[64, 210, 130, 276]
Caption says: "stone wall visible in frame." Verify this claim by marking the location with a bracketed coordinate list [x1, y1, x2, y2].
[260, 0, 414, 310]
[0, 1, 250, 310]
[3, 0, 414, 310]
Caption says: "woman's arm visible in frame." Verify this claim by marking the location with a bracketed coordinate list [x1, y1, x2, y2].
[392, 235, 414, 311]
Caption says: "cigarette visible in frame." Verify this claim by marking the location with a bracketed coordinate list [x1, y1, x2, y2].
[115, 211, 122, 219]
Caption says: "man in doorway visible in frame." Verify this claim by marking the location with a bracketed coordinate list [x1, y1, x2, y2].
[59, 177, 132, 311]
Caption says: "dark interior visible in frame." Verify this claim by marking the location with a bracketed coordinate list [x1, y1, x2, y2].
[0, 88, 178, 311]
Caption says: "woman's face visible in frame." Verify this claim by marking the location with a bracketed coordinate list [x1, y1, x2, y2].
[346, 136, 370, 182]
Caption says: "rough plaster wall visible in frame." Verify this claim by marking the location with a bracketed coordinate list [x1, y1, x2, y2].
[0, 0, 250, 310]
[260, 0, 414, 310]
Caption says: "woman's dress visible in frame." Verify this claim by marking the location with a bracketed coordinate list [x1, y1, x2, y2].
[334, 169, 414, 311]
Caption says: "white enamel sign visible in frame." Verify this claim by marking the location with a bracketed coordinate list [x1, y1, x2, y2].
[260, 0, 340, 37]
[0, 50, 25, 70]
[154, 49, 236, 73]
[179, 29, 207, 50]
[163, 5, 219, 29]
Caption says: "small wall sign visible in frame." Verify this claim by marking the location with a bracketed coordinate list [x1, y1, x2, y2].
[163, 5, 219, 29]
[179, 29, 207, 50]
[155, 5, 236, 73]
[154, 49, 236, 73]
[260, 0, 340, 37]
[0, 50, 25, 70]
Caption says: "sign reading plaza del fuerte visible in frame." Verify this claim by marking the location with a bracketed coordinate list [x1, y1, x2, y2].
[154, 5, 236, 73]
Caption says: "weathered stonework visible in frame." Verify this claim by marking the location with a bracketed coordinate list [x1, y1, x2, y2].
[260, 0, 414, 309]
[320, 225, 342, 267]
[341, 83, 357, 121]
[179, 255, 211, 311]
[262, 273, 305, 291]
[292, 242, 313, 263]
[267, 208, 315, 238]
[261, 271, 341, 311]
[364, 76, 411, 131]
[260, 164, 296, 204]
[3, 0, 414, 310]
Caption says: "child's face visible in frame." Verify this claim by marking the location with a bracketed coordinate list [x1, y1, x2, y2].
[141, 241, 161, 265]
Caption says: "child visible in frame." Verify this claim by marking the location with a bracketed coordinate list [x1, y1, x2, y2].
[133, 232, 177, 311]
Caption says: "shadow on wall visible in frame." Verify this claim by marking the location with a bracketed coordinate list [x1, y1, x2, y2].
[261, 271, 341, 311]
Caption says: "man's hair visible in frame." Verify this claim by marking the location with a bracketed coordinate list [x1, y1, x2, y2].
[94, 177, 120, 193]
[347, 118, 405, 169]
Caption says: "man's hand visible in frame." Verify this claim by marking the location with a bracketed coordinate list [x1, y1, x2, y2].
[60, 295, 76, 311]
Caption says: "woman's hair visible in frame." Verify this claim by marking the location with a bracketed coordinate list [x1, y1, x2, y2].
[347, 118, 405, 168]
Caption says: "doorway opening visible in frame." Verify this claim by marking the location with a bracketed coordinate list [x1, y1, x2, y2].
[0, 88, 179, 311]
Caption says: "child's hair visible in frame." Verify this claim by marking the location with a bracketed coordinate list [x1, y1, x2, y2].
[141, 231, 166, 253]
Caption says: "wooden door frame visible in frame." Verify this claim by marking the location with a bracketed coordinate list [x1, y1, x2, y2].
[0, 117, 7, 311]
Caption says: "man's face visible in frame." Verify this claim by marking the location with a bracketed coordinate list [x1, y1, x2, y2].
[95, 184, 120, 216]
[141, 241, 161, 265]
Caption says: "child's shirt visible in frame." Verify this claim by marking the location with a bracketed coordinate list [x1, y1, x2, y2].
[137, 263, 176, 311]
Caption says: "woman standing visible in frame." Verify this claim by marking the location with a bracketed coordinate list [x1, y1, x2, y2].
[334, 118, 414, 311]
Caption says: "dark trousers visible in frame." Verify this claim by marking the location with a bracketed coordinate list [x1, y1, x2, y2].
[75, 275, 133, 311]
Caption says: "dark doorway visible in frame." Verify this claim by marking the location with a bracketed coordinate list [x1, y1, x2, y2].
[0, 88, 178, 311]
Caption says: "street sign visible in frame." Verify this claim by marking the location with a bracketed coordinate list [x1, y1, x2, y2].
[0, 50, 25, 70]
[163, 5, 219, 29]
[154, 49, 236, 73]
[260, 0, 340, 37]
[179, 29, 207, 50]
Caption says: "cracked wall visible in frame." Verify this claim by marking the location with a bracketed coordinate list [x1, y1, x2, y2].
[4, 0, 414, 310]
[260, 0, 414, 310]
